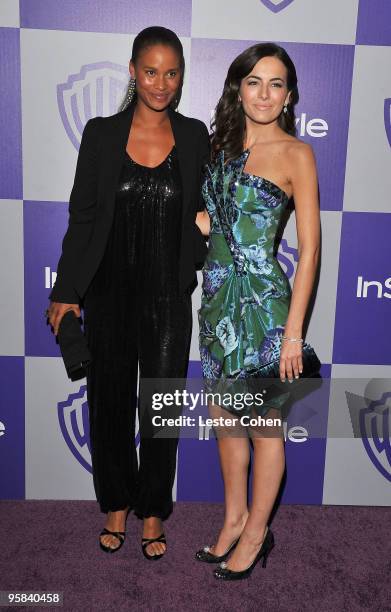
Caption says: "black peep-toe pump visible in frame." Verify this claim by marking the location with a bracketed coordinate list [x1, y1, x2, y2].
[213, 528, 274, 580]
[195, 537, 240, 563]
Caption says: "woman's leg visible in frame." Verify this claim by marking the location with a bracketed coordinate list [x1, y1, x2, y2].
[223, 409, 285, 570]
[206, 404, 250, 555]
[136, 294, 192, 556]
[84, 292, 139, 549]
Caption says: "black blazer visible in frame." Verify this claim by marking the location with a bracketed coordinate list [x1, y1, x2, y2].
[49, 103, 210, 304]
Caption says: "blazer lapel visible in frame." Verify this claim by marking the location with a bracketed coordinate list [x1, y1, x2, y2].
[168, 107, 190, 229]
[100, 103, 135, 203]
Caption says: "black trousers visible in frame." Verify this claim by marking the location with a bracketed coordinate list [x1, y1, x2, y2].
[83, 291, 192, 519]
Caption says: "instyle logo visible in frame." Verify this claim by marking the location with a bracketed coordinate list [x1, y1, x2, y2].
[360, 391, 391, 482]
[45, 266, 57, 289]
[384, 98, 391, 147]
[277, 239, 298, 280]
[209, 111, 328, 140]
[58, 386, 140, 473]
[295, 113, 328, 138]
[356, 275, 391, 299]
[57, 61, 129, 150]
[260, 0, 294, 13]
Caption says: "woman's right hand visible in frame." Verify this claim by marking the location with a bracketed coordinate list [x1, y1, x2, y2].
[47, 302, 81, 336]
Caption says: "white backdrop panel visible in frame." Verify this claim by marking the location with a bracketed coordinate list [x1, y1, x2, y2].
[0, 199, 24, 355]
[191, 0, 359, 45]
[25, 357, 96, 500]
[323, 364, 391, 505]
[0, 0, 20, 28]
[344, 45, 391, 213]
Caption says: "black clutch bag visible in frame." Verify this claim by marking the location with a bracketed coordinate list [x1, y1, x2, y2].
[57, 310, 92, 381]
[246, 341, 322, 411]
[249, 341, 321, 380]
[203, 341, 321, 417]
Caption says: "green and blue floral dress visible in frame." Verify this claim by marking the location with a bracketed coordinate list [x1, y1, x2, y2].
[199, 149, 292, 413]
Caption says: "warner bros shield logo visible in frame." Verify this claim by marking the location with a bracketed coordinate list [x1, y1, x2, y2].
[58, 386, 92, 473]
[277, 238, 299, 280]
[346, 387, 391, 482]
[58, 386, 140, 473]
[261, 0, 295, 13]
[360, 392, 391, 482]
[384, 98, 391, 147]
[57, 61, 129, 150]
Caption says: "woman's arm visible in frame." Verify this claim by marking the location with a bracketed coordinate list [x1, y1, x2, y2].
[280, 142, 320, 382]
[196, 122, 211, 236]
[48, 116, 102, 334]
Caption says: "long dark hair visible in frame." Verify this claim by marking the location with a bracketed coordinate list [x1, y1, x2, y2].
[119, 26, 185, 111]
[211, 42, 299, 162]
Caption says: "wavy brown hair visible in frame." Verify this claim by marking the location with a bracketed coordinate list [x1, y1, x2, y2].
[211, 43, 299, 162]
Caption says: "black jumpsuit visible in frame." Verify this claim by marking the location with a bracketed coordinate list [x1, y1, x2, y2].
[83, 146, 192, 519]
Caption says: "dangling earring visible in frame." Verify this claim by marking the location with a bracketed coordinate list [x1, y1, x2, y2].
[120, 78, 136, 111]
[171, 92, 180, 110]
[283, 104, 288, 114]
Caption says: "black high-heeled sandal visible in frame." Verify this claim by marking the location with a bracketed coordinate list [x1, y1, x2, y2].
[141, 534, 166, 560]
[213, 528, 274, 580]
[195, 536, 240, 563]
[99, 528, 126, 553]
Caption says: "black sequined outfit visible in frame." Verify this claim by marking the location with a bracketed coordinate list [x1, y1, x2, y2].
[83, 147, 192, 518]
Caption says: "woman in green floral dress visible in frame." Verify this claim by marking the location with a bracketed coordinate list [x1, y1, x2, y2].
[195, 43, 320, 580]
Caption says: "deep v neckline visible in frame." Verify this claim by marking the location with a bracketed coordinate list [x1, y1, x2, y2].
[125, 145, 176, 170]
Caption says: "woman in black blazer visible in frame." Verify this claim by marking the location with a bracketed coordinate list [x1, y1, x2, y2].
[48, 27, 209, 559]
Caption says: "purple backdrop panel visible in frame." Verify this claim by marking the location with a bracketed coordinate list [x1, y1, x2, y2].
[0, 28, 22, 199]
[282, 440, 327, 504]
[24, 201, 69, 357]
[385, 98, 391, 148]
[280, 364, 331, 504]
[0, 357, 25, 499]
[333, 212, 391, 365]
[177, 439, 224, 503]
[20, 0, 191, 36]
[356, 0, 391, 46]
[177, 360, 225, 502]
[190, 39, 354, 211]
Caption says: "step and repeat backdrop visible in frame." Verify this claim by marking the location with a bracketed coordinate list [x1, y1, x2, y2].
[0, 0, 390, 506]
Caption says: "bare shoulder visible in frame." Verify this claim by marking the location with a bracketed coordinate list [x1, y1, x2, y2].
[285, 138, 316, 170]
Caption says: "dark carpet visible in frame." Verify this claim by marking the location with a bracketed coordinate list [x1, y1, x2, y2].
[0, 501, 390, 611]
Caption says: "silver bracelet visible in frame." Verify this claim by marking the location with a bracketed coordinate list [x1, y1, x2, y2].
[282, 335, 303, 343]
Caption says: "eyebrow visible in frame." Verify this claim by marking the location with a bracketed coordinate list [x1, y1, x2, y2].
[245, 75, 285, 82]
[143, 65, 180, 71]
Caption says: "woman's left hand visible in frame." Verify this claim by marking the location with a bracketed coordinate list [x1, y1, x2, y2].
[196, 210, 210, 236]
[279, 339, 303, 382]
